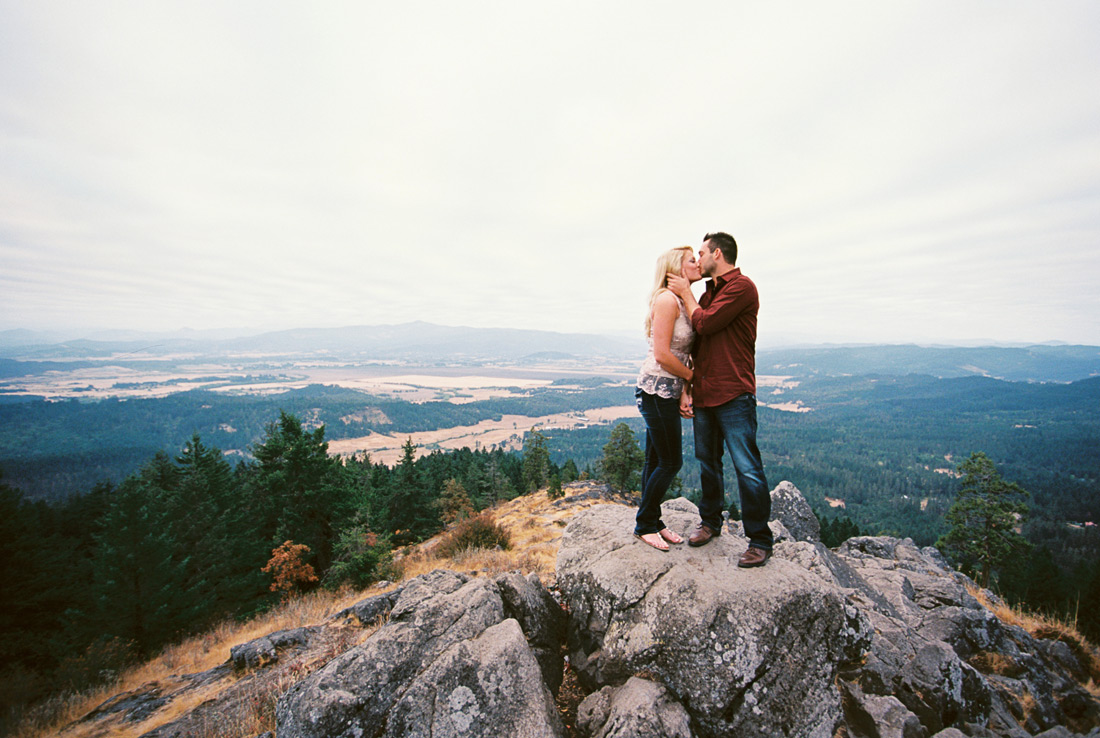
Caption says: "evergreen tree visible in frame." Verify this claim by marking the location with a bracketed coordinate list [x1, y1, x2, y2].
[168, 435, 244, 617]
[522, 429, 550, 493]
[344, 452, 391, 534]
[998, 545, 1067, 616]
[937, 452, 1031, 588]
[387, 438, 438, 544]
[325, 525, 390, 589]
[1079, 562, 1100, 642]
[438, 478, 475, 525]
[599, 423, 643, 493]
[0, 478, 67, 671]
[547, 472, 563, 500]
[250, 412, 349, 571]
[88, 473, 197, 655]
[460, 456, 493, 510]
[561, 458, 580, 484]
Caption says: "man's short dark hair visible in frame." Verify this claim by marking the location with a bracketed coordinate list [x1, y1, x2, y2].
[704, 232, 737, 265]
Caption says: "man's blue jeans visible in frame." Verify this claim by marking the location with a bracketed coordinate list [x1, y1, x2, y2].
[693, 393, 772, 550]
[635, 388, 683, 535]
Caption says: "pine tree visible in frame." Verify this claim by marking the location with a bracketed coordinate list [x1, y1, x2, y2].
[250, 412, 349, 571]
[522, 429, 550, 493]
[1079, 562, 1100, 642]
[460, 456, 493, 510]
[561, 459, 580, 484]
[168, 435, 242, 617]
[325, 525, 389, 589]
[547, 473, 563, 500]
[936, 452, 1031, 589]
[387, 438, 438, 544]
[599, 423, 643, 493]
[89, 475, 197, 654]
[438, 478, 475, 525]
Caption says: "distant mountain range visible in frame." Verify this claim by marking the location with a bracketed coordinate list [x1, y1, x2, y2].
[1, 324, 1098, 382]
[758, 344, 1100, 383]
[0, 322, 645, 364]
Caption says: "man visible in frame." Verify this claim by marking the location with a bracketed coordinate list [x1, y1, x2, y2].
[667, 232, 772, 567]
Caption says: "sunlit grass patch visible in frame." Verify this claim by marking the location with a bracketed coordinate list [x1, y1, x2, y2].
[968, 584, 1100, 684]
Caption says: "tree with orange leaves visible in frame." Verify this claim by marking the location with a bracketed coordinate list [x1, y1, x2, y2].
[262, 540, 318, 602]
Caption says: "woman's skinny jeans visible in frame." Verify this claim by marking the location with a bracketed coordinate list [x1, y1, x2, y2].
[634, 387, 683, 535]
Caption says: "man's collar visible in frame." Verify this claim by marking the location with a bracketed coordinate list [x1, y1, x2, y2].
[709, 267, 742, 286]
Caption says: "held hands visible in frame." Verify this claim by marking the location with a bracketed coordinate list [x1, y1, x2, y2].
[679, 390, 694, 419]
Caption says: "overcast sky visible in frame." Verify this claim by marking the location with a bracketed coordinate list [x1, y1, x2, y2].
[2, 1, 1098, 347]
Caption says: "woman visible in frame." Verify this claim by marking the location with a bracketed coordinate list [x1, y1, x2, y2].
[634, 246, 700, 550]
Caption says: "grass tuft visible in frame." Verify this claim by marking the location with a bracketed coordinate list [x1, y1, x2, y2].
[968, 584, 1100, 684]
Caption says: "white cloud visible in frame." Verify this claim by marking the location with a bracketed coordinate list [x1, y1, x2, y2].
[1, 1, 1098, 344]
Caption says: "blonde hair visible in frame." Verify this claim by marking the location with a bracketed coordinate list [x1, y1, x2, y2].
[645, 246, 693, 337]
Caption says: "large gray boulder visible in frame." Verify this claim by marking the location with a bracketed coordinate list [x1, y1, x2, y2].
[577, 676, 693, 738]
[556, 499, 871, 738]
[839, 680, 924, 738]
[769, 480, 821, 543]
[496, 570, 568, 693]
[382, 618, 560, 738]
[275, 569, 563, 738]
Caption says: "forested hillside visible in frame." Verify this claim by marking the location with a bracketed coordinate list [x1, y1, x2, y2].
[0, 380, 627, 501]
[2, 368, 1098, 724]
[0, 414, 577, 721]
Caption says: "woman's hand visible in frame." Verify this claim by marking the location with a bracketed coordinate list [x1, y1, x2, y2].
[679, 390, 694, 419]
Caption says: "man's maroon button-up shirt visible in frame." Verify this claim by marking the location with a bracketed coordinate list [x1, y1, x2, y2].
[690, 267, 759, 408]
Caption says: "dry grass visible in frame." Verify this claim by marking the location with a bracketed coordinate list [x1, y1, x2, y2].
[967, 584, 1100, 684]
[1017, 690, 1038, 726]
[14, 586, 370, 738]
[393, 481, 617, 586]
[969, 650, 1023, 678]
[13, 482, 618, 738]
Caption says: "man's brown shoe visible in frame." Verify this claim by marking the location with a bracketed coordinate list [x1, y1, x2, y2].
[737, 546, 771, 568]
[688, 524, 718, 547]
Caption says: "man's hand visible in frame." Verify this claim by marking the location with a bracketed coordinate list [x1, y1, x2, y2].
[666, 273, 691, 300]
[679, 390, 694, 419]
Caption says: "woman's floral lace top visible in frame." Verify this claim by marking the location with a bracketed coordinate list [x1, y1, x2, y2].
[636, 294, 694, 399]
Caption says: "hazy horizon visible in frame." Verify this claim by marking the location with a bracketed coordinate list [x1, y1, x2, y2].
[3, 2, 1098, 346]
[1, 320, 1095, 353]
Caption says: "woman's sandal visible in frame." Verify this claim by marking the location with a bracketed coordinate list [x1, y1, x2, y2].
[658, 528, 684, 545]
[635, 532, 670, 551]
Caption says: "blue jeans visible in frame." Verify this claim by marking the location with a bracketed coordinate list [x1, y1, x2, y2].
[635, 388, 683, 535]
[693, 393, 772, 550]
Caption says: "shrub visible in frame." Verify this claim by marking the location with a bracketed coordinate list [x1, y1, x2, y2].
[324, 526, 392, 590]
[436, 514, 511, 558]
[547, 473, 563, 500]
[263, 541, 318, 602]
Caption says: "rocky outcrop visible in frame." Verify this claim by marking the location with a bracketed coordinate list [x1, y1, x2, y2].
[556, 498, 871, 738]
[830, 536, 1100, 737]
[268, 482, 1099, 738]
[275, 569, 566, 738]
[770, 479, 821, 543]
[229, 626, 319, 669]
[553, 486, 1100, 738]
